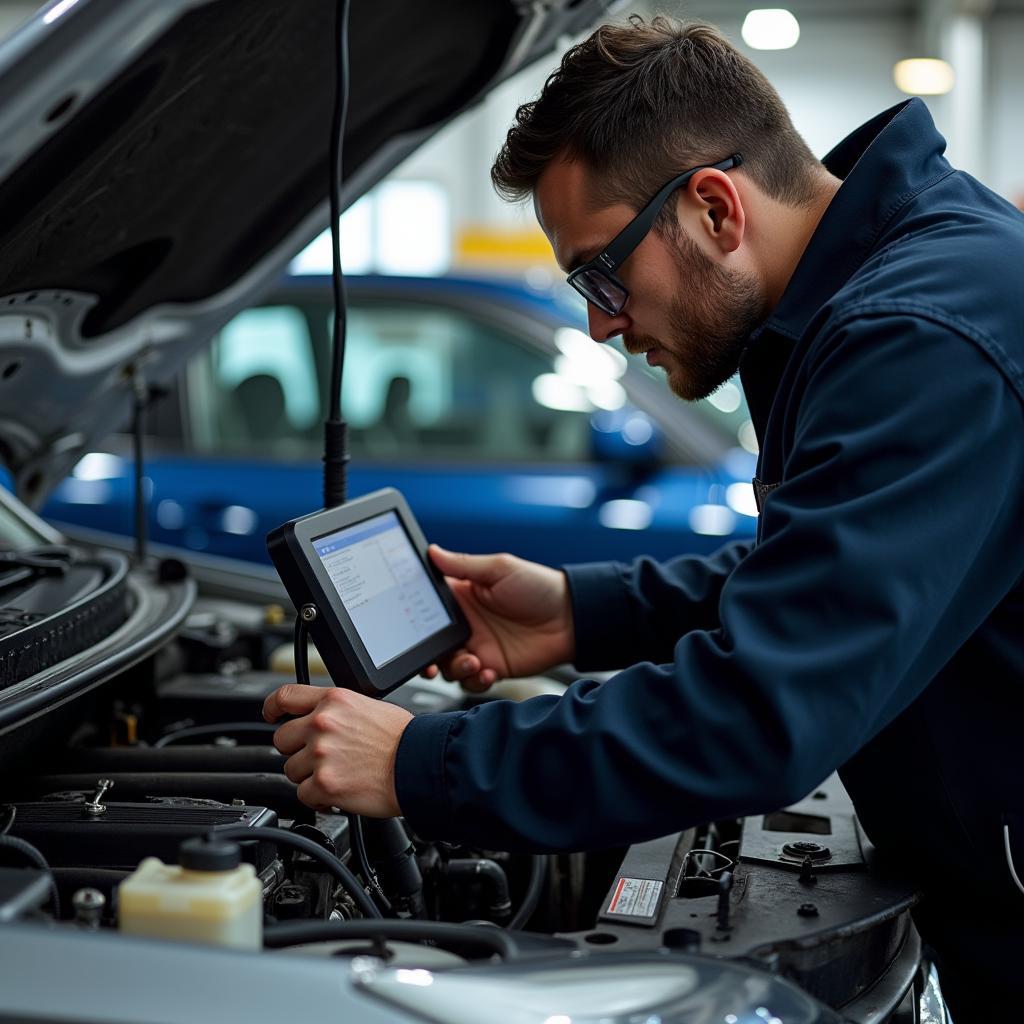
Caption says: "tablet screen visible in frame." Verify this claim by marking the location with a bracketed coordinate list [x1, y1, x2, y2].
[313, 511, 453, 668]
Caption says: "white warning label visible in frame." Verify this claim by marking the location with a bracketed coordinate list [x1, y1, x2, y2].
[606, 877, 663, 918]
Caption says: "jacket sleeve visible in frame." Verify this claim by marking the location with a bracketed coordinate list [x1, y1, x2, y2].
[564, 541, 753, 671]
[394, 313, 1024, 852]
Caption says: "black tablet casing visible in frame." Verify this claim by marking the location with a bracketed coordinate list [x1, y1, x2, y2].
[267, 488, 470, 697]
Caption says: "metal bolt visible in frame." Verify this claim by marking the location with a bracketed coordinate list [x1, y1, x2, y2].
[83, 779, 114, 817]
[782, 840, 831, 861]
[72, 888, 105, 928]
[799, 856, 817, 886]
[300, 605, 318, 622]
[798, 903, 819, 918]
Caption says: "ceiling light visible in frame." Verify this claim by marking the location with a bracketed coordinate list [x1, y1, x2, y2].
[894, 58, 955, 96]
[741, 9, 800, 51]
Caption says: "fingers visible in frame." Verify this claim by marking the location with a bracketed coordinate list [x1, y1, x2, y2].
[437, 648, 481, 681]
[460, 667, 497, 694]
[429, 545, 510, 586]
[296, 775, 335, 812]
[419, 657, 498, 694]
[282, 745, 315, 785]
[263, 683, 328, 723]
[272, 717, 308, 756]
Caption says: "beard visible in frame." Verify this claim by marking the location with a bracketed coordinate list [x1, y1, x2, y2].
[624, 231, 764, 402]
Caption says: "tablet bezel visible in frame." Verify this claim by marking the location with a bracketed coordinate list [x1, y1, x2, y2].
[267, 488, 470, 697]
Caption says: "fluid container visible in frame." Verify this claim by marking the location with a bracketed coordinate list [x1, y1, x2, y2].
[118, 838, 262, 950]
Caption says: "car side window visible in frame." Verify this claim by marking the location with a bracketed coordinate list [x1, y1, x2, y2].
[341, 301, 591, 462]
[189, 296, 594, 463]
[188, 305, 323, 455]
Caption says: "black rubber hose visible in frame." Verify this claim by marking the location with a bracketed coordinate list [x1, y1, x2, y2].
[348, 814, 393, 915]
[263, 919, 519, 960]
[154, 723, 278, 748]
[0, 834, 60, 919]
[292, 616, 391, 915]
[55, 746, 285, 774]
[444, 858, 511, 921]
[209, 824, 380, 920]
[508, 855, 548, 931]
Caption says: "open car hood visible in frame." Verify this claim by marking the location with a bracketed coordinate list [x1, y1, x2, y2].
[0, 0, 613, 506]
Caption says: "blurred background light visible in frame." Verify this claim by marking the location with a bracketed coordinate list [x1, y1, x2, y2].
[689, 503, 738, 536]
[738, 420, 760, 454]
[555, 328, 627, 379]
[586, 379, 627, 411]
[220, 504, 258, 536]
[707, 380, 742, 414]
[290, 182, 451, 276]
[376, 181, 450, 275]
[72, 452, 124, 481]
[894, 58, 955, 96]
[58, 479, 112, 505]
[741, 9, 800, 50]
[504, 476, 596, 508]
[156, 499, 185, 530]
[532, 373, 592, 413]
[726, 482, 760, 517]
[599, 499, 653, 531]
[622, 413, 654, 446]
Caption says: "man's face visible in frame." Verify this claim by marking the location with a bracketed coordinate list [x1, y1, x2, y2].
[535, 157, 765, 401]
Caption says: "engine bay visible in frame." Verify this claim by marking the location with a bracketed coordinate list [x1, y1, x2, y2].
[0, 555, 923, 1022]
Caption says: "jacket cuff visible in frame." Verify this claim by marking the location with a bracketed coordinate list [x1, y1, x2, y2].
[394, 710, 464, 839]
[564, 561, 635, 671]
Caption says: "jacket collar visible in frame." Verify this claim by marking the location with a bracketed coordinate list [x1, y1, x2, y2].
[759, 97, 952, 342]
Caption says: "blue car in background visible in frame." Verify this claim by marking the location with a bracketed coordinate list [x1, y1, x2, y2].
[43, 273, 759, 567]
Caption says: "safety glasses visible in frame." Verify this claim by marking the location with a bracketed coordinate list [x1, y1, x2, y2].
[566, 154, 743, 317]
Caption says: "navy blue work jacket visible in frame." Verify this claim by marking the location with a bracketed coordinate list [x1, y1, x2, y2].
[396, 100, 1024, 1001]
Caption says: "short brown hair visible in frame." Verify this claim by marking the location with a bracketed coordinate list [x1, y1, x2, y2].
[491, 16, 822, 217]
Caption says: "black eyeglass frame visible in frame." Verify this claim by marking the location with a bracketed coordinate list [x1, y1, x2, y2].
[566, 153, 743, 317]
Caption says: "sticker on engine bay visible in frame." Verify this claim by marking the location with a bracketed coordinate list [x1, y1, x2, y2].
[606, 877, 663, 918]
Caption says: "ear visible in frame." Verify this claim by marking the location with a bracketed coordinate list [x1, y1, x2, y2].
[685, 167, 745, 255]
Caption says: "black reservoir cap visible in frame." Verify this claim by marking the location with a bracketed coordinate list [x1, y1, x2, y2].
[179, 836, 241, 872]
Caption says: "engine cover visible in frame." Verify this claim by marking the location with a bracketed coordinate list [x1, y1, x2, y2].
[7, 800, 278, 872]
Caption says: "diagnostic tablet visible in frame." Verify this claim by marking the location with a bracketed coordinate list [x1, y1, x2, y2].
[266, 488, 470, 697]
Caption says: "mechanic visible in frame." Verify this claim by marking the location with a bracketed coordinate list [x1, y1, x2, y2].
[264, 17, 1024, 1019]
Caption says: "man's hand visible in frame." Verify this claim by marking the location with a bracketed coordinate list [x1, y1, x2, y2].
[423, 545, 575, 693]
[263, 684, 413, 816]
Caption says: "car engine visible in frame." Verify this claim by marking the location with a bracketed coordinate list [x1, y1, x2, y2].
[0, 550, 930, 1022]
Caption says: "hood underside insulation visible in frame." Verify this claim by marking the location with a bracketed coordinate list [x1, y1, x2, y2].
[0, 0, 517, 336]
